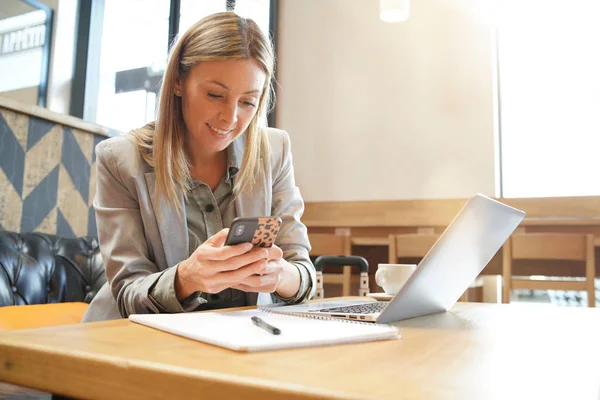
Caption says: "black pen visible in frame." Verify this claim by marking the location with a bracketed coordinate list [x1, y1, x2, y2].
[251, 316, 281, 335]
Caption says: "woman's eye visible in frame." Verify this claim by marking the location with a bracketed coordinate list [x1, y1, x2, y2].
[241, 100, 256, 107]
[208, 93, 223, 99]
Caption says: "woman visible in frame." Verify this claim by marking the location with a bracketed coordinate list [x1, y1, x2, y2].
[82, 12, 315, 322]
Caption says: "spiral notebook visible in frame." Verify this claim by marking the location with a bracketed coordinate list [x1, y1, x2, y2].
[129, 308, 400, 352]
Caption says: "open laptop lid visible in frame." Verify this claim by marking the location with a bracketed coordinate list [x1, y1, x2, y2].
[376, 194, 525, 323]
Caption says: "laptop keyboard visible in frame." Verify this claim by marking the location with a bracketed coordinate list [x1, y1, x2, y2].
[314, 301, 390, 314]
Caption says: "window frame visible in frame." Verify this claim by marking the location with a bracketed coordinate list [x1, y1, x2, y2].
[72, 0, 279, 127]
[18, 0, 54, 108]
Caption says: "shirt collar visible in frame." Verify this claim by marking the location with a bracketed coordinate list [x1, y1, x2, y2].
[226, 134, 244, 180]
[185, 134, 244, 189]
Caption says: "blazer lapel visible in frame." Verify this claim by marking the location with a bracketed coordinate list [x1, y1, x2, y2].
[232, 134, 269, 218]
[145, 172, 188, 269]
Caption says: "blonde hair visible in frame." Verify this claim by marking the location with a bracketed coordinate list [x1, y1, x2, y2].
[130, 12, 275, 215]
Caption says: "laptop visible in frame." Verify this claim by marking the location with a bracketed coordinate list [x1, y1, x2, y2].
[270, 194, 526, 324]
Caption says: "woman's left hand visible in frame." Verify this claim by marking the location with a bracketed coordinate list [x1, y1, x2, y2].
[231, 244, 301, 297]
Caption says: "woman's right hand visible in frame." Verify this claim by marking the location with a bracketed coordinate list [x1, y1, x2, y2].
[174, 229, 269, 301]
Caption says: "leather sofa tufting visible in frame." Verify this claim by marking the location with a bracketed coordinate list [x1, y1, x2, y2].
[0, 231, 106, 330]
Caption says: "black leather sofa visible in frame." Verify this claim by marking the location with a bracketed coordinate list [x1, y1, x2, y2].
[0, 231, 106, 307]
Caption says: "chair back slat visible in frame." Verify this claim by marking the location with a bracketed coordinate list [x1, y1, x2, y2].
[389, 234, 440, 262]
[308, 233, 349, 256]
[511, 233, 588, 261]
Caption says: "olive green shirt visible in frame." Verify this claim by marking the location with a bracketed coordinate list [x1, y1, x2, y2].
[183, 163, 246, 310]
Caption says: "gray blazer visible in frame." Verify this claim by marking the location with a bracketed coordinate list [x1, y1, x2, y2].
[82, 127, 315, 322]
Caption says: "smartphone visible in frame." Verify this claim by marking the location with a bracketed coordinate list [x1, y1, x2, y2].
[224, 216, 282, 247]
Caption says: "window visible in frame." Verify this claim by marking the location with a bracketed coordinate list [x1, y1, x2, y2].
[0, 0, 53, 107]
[92, 0, 273, 133]
[498, 0, 600, 197]
[95, 0, 170, 133]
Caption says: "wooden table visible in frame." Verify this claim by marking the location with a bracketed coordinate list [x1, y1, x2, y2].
[1, 302, 600, 399]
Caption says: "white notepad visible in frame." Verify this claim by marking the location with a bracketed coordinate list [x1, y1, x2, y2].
[129, 309, 400, 352]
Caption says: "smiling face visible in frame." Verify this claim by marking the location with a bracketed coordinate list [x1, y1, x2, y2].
[175, 58, 267, 158]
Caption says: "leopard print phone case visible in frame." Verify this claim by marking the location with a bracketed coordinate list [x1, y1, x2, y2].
[225, 217, 282, 247]
[251, 217, 282, 248]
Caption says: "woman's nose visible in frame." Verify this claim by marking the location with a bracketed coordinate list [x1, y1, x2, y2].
[219, 102, 238, 125]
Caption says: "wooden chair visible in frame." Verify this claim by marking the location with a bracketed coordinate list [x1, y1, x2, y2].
[308, 233, 352, 296]
[388, 233, 479, 302]
[502, 233, 596, 307]
[388, 234, 440, 265]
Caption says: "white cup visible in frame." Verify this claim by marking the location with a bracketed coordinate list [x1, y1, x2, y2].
[375, 264, 417, 295]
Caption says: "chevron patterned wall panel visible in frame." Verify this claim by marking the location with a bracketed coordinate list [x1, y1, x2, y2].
[0, 107, 107, 238]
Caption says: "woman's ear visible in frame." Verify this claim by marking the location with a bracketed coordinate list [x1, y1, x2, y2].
[174, 76, 183, 96]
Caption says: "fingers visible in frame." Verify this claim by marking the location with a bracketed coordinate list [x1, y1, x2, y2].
[208, 245, 282, 270]
[198, 259, 278, 293]
[196, 232, 282, 265]
[203, 228, 230, 246]
[232, 261, 283, 292]
[209, 247, 270, 272]
[219, 258, 267, 283]
[192, 257, 285, 294]
[265, 244, 283, 261]
[255, 259, 282, 275]
[238, 273, 279, 288]
[197, 239, 253, 262]
[187, 234, 285, 293]
[200, 229, 259, 261]
[232, 273, 280, 293]
[198, 260, 264, 293]
[231, 283, 262, 293]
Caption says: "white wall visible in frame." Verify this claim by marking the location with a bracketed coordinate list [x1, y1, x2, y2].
[277, 0, 498, 202]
